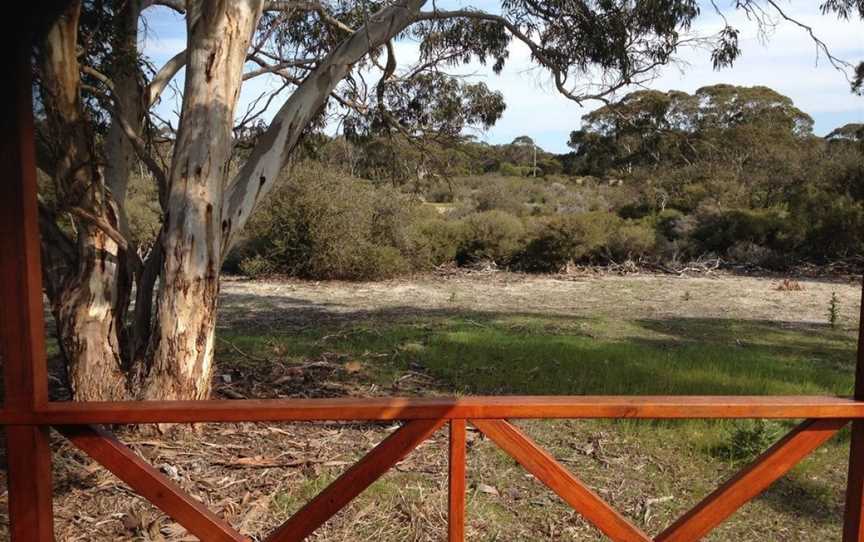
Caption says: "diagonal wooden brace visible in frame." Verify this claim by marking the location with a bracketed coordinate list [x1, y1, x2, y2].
[265, 418, 446, 542]
[57, 424, 248, 542]
[471, 418, 652, 542]
[657, 418, 848, 542]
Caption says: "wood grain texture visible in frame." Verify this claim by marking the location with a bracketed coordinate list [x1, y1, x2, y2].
[0, 15, 50, 412]
[844, 420, 864, 542]
[265, 418, 445, 542]
[5, 426, 54, 541]
[449, 419, 467, 542]
[2, 36, 55, 542]
[57, 425, 248, 542]
[657, 418, 847, 542]
[4, 396, 864, 425]
[471, 419, 651, 542]
[844, 278, 864, 542]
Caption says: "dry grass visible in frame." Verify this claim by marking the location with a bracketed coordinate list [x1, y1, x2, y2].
[218, 271, 861, 332]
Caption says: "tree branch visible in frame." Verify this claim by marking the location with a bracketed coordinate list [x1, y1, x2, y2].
[265, 0, 355, 33]
[752, 0, 853, 75]
[142, 0, 186, 13]
[415, 8, 683, 105]
[146, 49, 186, 108]
[243, 56, 317, 80]
[222, 0, 427, 254]
[66, 207, 144, 273]
[102, 99, 170, 209]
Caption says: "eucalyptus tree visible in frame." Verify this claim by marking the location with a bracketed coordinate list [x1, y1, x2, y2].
[569, 85, 814, 172]
[35, 0, 863, 402]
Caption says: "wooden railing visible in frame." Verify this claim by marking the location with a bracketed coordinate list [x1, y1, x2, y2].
[4, 10, 864, 542]
[2, 397, 864, 541]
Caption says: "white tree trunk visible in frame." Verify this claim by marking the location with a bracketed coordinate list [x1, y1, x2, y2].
[103, 0, 143, 237]
[143, 0, 264, 401]
[40, 0, 427, 405]
[59, 225, 131, 401]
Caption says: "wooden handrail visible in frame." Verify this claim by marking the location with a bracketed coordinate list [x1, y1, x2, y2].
[44, 413, 850, 542]
[2, 395, 863, 424]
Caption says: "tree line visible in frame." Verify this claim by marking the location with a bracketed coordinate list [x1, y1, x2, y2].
[230, 84, 862, 278]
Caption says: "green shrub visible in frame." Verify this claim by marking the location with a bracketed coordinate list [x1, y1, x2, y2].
[456, 210, 525, 266]
[352, 245, 411, 279]
[712, 420, 784, 464]
[475, 178, 528, 216]
[798, 195, 864, 260]
[405, 217, 464, 269]
[514, 217, 583, 272]
[426, 182, 455, 203]
[498, 162, 523, 177]
[241, 162, 416, 280]
[726, 241, 781, 268]
[514, 212, 619, 272]
[607, 221, 657, 260]
[656, 209, 687, 240]
[238, 255, 274, 279]
[692, 208, 801, 256]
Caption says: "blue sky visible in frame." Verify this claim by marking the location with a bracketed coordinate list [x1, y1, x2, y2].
[141, 1, 863, 154]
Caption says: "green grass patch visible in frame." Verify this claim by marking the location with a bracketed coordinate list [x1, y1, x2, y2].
[219, 313, 856, 397]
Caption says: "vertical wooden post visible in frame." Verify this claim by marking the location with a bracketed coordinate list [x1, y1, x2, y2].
[449, 419, 466, 542]
[844, 277, 864, 542]
[0, 32, 55, 542]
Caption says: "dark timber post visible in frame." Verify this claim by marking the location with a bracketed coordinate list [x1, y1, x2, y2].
[1, 33, 55, 541]
[844, 277, 864, 541]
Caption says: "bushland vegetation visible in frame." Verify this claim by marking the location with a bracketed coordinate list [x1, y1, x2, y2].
[126, 85, 863, 280]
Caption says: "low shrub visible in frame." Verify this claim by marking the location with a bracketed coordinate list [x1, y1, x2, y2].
[514, 211, 619, 272]
[692, 208, 801, 256]
[498, 162, 523, 177]
[456, 210, 525, 266]
[238, 254, 274, 279]
[655, 209, 692, 241]
[475, 180, 527, 215]
[405, 217, 464, 269]
[514, 217, 582, 272]
[239, 162, 416, 280]
[607, 221, 657, 261]
[712, 420, 784, 463]
[798, 195, 864, 260]
[726, 241, 781, 268]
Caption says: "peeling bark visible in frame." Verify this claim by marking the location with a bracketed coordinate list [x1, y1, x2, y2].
[40, 1, 131, 401]
[143, 0, 264, 401]
[58, 222, 131, 401]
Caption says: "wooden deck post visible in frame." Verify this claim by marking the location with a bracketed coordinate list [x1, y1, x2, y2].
[844, 277, 864, 541]
[1, 33, 55, 542]
[448, 419, 466, 542]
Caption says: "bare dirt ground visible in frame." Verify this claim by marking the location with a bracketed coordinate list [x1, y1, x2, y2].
[1, 271, 862, 541]
[219, 270, 862, 332]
